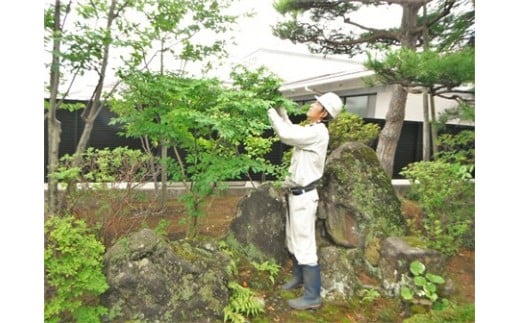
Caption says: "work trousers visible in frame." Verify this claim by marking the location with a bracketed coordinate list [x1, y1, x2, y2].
[285, 189, 319, 266]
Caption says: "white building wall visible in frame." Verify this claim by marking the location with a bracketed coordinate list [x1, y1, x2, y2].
[352, 84, 472, 125]
[240, 49, 366, 83]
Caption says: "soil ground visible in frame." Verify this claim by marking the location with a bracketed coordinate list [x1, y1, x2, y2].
[76, 194, 474, 322]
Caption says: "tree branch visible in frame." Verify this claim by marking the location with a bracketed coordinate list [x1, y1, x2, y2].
[287, 0, 431, 7]
[344, 0, 431, 5]
[342, 16, 400, 39]
[436, 93, 474, 103]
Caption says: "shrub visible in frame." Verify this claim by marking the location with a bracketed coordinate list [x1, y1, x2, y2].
[44, 215, 109, 323]
[435, 130, 475, 167]
[51, 147, 158, 245]
[400, 160, 474, 255]
[328, 111, 381, 151]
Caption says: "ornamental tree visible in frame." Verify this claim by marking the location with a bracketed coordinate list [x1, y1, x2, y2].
[110, 66, 297, 239]
[44, 0, 241, 215]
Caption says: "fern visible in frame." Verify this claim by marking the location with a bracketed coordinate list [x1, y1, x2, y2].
[223, 282, 265, 322]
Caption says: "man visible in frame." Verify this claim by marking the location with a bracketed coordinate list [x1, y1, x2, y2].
[267, 92, 343, 310]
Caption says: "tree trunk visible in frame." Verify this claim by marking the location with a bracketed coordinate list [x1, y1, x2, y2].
[140, 135, 160, 194]
[376, 2, 422, 177]
[186, 216, 198, 240]
[47, 0, 63, 216]
[421, 4, 431, 161]
[159, 40, 167, 207]
[376, 85, 408, 177]
[160, 143, 168, 208]
[186, 200, 200, 240]
[58, 0, 118, 211]
[74, 0, 118, 161]
[429, 93, 439, 158]
[422, 89, 431, 161]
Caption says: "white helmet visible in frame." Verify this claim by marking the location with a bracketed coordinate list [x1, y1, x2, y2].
[315, 92, 343, 119]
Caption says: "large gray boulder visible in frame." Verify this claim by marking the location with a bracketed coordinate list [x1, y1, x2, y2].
[318, 142, 406, 265]
[102, 228, 231, 322]
[226, 182, 287, 265]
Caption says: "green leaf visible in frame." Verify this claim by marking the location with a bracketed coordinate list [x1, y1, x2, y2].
[400, 287, 413, 300]
[410, 260, 426, 276]
[426, 272, 445, 284]
[413, 276, 427, 287]
[424, 282, 437, 293]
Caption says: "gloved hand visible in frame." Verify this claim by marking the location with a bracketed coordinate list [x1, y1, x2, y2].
[276, 107, 290, 122]
[267, 107, 278, 119]
[268, 107, 290, 122]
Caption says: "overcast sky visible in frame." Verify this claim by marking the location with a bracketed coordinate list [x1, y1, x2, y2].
[226, 1, 402, 60]
[51, 0, 403, 96]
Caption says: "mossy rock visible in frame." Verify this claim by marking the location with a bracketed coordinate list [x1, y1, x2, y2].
[318, 142, 405, 249]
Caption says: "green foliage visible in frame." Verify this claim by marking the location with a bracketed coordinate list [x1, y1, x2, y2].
[230, 65, 297, 111]
[110, 67, 290, 238]
[44, 215, 109, 323]
[44, 0, 240, 90]
[273, 0, 473, 57]
[436, 101, 475, 126]
[428, 0, 474, 52]
[366, 47, 475, 89]
[218, 240, 239, 276]
[224, 282, 265, 323]
[251, 261, 281, 286]
[357, 288, 381, 304]
[400, 260, 449, 312]
[52, 146, 154, 184]
[44, 100, 86, 112]
[50, 147, 158, 244]
[272, 0, 375, 56]
[400, 160, 474, 255]
[328, 111, 381, 151]
[403, 302, 475, 323]
[153, 219, 171, 237]
[435, 129, 475, 168]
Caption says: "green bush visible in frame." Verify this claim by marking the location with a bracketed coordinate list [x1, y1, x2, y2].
[435, 130, 475, 167]
[53, 146, 155, 184]
[51, 147, 158, 245]
[400, 160, 474, 255]
[328, 111, 381, 151]
[44, 215, 109, 323]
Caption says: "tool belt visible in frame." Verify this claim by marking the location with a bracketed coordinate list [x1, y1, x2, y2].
[289, 180, 319, 196]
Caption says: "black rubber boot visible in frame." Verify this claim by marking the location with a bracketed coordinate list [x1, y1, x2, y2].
[281, 254, 303, 290]
[287, 264, 321, 310]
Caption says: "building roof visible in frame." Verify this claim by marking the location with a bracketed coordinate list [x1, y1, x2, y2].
[280, 69, 376, 97]
[236, 48, 368, 84]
